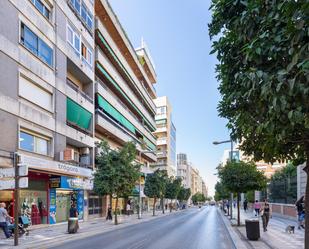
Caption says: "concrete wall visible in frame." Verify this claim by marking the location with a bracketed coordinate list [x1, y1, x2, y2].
[0, 110, 18, 152]
[270, 203, 297, 219]
[0, 0, 19, 44]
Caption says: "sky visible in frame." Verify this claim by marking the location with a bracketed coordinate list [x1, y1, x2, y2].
[109, 0, 230, 196]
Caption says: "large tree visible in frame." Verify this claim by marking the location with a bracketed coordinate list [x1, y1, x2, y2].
[214, 181, 230, 202]
[94, 140, 140, 225]
[217, 161, 267, 226]
[191, 192, 206, 205]
[165, 178, 182, 211]
[144, 169, 167, 216]
[177, 187, 191, 206]
[209, 0, 309, 243]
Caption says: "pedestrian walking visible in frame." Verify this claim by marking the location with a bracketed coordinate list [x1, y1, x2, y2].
[295, 196, 305, 229]
[126, 201, 131, 216]
[254, 200, 261, 216]
[233, 200, 236, 208]
[0, 202, 12, 239]
[243, 199, 248, 212]
[260, 199, 272, 232]
[106, 205, 112, 220]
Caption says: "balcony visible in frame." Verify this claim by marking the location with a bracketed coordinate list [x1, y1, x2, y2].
[157, 151, 168, 158]
[157, 137, 167, 146]
[67, 78, 93, 104]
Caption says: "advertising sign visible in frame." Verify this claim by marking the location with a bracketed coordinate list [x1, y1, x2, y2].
[0, 177, 28, 190]
[49, 188, 56, 224]
[0, 165, 28, 178]
[77, 190, 84, 220]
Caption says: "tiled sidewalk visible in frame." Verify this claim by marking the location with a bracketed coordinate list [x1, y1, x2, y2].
[0, 210, 178, 249]
[229, 208, 304, 249]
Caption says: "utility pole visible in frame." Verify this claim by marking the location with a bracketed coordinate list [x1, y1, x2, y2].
[138, 151, 142, 219]
[230, 141, 233, 220]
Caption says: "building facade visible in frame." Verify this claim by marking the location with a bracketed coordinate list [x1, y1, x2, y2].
[177, 153, 191, 189]
[94, 0, 157, 213]
[152, 96, 176, 177]
[0, 0, 95, 224]
[0, 0, 158, 224]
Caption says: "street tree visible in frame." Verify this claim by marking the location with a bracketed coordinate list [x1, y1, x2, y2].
[214, 181, 230, 202]
[94, 140, 140, 225]
[144, 169, 166, 216]
[177, 187, 191, 206]
[191, 193, 206, 205]
[165, 178, 182, 211]
[217, 161, 267, 226]
[209, 0, 309, 242]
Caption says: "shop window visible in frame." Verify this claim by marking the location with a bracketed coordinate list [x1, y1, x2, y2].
[19, 130, 49, 155]
[20, 23, 53, 67]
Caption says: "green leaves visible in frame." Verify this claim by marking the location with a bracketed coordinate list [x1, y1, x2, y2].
[209, 0, 309, 164]
[94, 140, 140, 199]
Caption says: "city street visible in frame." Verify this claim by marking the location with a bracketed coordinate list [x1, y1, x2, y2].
[49, 206, 235, 249]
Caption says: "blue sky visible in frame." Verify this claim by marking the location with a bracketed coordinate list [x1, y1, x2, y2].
[109, 0, 230, 196]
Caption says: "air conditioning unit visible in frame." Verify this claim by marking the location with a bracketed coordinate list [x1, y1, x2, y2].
[60, 148, 79, 163]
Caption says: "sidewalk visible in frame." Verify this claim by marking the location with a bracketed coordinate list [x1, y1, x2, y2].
[222, 207, 304, 249]
[0, 210, 181, 249]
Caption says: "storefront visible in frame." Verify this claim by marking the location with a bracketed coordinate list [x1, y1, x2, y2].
[49, 176, 85, 224]
[18, 154, 93, 225]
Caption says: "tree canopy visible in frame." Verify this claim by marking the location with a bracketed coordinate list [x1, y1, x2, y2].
[177, 187, 191, 202]
[217, 160, 267, 225]
[144, 169, 167, 216]
[191, 192, 206, 205]
[209, 0, 309, 165]
[94, 140, 140, 224]
[165, 178, 182, 200]
[214, 181, 230, 201]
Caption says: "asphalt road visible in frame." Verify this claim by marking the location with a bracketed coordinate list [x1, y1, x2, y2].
[49, 206, 235, 249]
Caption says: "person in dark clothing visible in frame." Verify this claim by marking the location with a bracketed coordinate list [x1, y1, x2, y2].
[260, 199, 272, 232]
[296, 196, 305, 229]
[243, 199, 248, 212]
[69, 204, 78, 218]
[106, 205, 112, 220]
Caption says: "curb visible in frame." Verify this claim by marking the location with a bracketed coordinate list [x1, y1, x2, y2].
[218, 209, 249, 249]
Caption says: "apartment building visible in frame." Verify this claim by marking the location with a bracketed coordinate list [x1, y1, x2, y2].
[94, 0, 157, 212]
[0, 0, 95, 224]
[202, 180, 208, 198]
[177, 153, 192, 189]
[152, 96, 176, 177]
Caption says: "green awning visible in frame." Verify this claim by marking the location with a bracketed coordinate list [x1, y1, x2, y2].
[67, 98, 92, 130]
[97, 94, 136, 134]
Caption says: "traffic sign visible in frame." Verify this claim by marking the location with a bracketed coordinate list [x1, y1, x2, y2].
[0, 177, 28, 190]
[0, 165, 28, 178]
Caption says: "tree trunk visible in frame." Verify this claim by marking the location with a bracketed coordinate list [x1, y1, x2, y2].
[161, 197, 165, 214]
[153, 197, 156, 216]
[114, 197, 119, 225]
[109, 195, 113, 218]
[237, 192, 240, 226]
[303, 149, 309, 249]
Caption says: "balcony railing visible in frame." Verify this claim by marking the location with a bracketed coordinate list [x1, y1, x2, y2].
[67, 78, 93, 104]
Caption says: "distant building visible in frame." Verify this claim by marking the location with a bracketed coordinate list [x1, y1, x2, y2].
[152, 96, 176, 177]
[177, 153, 191, 189]
[202, 181, 208, 198]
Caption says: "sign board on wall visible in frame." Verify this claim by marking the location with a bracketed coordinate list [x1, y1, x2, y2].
[49, 188, 56, 224]
[0, 165, 28, 178]
[0, 177, 28, 190]
[49, 176, 93, 190]
[20, 154, 93, 178]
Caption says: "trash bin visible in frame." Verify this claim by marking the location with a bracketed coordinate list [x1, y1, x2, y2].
[245, 219, 260, 240]
[68, 217, 79, 234]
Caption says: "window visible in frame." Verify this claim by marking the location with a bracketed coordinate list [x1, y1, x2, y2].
[69, 0, 93, 31]
[19, 76, 53, 111]
[31, 0, 50, 19]
[21, 23, 53, 67]
[19, 130, 49, 155]
[82, 43, 92, 67]
[157, 106, 166, 115]
[67, 23, 80, 55]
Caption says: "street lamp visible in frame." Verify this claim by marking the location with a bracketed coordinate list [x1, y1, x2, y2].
[213, 139, 234, 220]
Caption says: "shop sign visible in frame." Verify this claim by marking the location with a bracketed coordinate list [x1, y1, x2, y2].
[0, 165, 28, 178]
[0, 177, 28, 190]
[49, 177, 61, 188]
[20, 154, 93, 178]
[60, 176, 93, 190]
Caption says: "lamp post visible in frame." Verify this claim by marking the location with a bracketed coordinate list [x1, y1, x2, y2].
[213, 139, 234, 219]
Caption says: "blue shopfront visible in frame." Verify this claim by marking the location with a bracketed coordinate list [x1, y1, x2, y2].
[49, 176, 85, 224]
